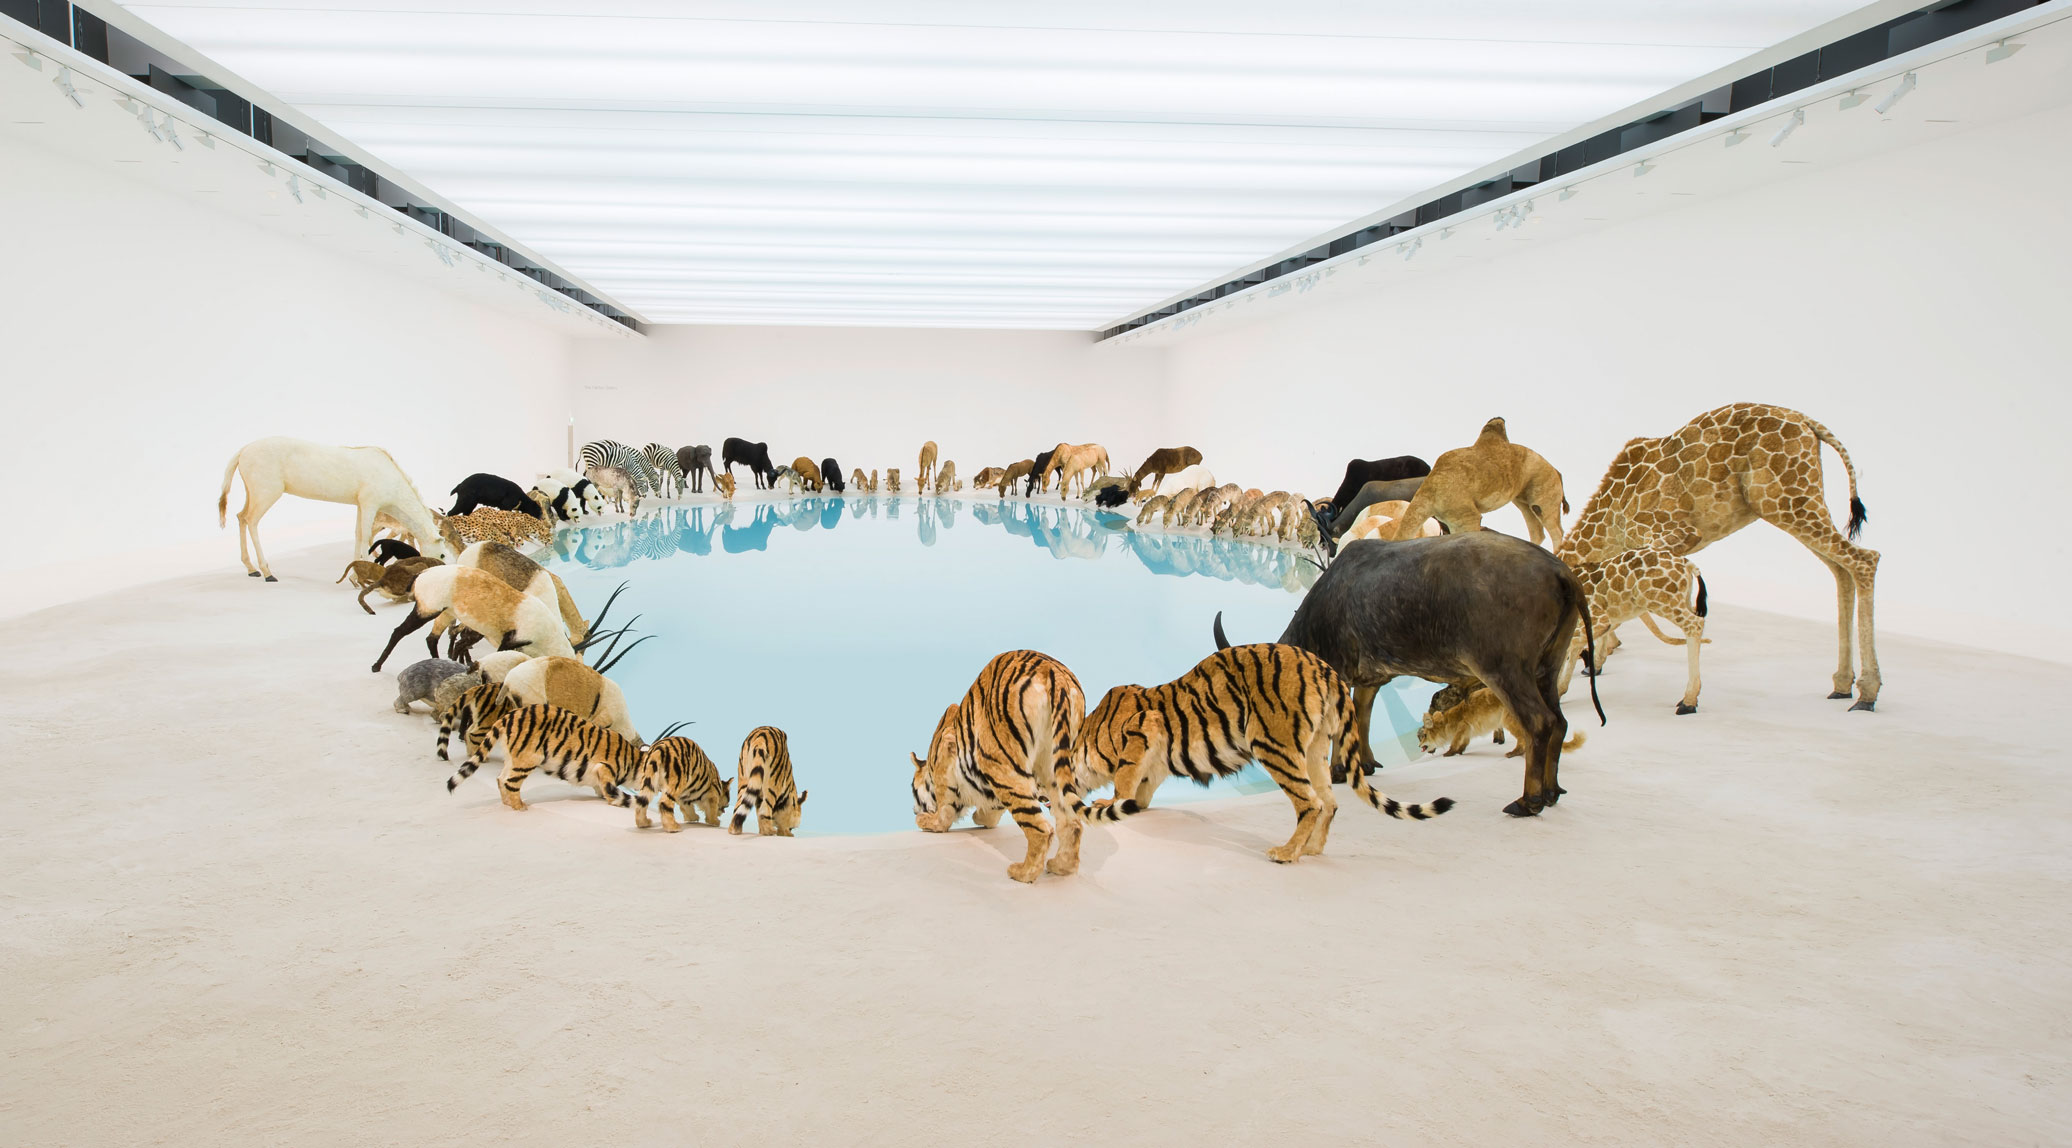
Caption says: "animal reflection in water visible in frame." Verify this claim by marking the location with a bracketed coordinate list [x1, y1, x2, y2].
[550, 498, 1321, 591]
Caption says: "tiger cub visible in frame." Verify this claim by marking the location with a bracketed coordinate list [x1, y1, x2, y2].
[1079, 644, 1453, 864]
[447, 703, 639, 812]
[628, 733, 730, 832]
[435, 681, 517, 763]
[909, 650, 1088, 884]
[730, 726, 807, 837]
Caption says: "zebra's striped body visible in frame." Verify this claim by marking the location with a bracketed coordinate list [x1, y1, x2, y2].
[449, 703, 640, 812]
[581, 440, 661, 496]
[1079, 644, 1452, 863]
[730, 726, 807, 836]
[910, 650, 1087, 883]
[641, 444, 685, 498]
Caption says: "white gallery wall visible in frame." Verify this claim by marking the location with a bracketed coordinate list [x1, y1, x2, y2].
[1149, 100, 2072, 661]
[0, 136, 578, 614]
[570, 325, 1168, 484]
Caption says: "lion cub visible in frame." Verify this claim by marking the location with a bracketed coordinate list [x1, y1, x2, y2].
[1418, 689, 1585, 758]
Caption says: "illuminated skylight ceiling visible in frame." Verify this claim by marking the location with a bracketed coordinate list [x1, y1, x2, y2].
[120, 1, 1878, 329]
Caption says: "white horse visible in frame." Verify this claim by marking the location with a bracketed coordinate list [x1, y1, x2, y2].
[217, 436, 447, 581]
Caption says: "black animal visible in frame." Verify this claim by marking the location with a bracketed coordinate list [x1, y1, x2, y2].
[677, 445, 715, 493]
[1025, 447, 1059, 496]
[1324, 456, 1432, 514]
[722, 438, 778, 490]
[367, 538, 421, 565]
[821, 458, 845, 494]
[1318, 476, 1428, 545]
[448, 472, 545, 519]
[1213, 531, 1600, 818]
[1094, 483, 1130, 508]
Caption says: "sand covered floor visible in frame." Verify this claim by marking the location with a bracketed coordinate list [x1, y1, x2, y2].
[3, 541, 2068, 1146]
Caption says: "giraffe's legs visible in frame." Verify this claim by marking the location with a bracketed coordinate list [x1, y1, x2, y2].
[1760, 493, 1883, 710]
[1821, 556, 1858, 700]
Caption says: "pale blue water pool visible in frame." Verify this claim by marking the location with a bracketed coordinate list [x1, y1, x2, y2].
[540, 495, 1440, 835]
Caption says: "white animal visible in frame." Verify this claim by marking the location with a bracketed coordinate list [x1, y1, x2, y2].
[1161, 464, 1217, 499]
[217, 436, 447, 581]
[371, 565, 576, 673]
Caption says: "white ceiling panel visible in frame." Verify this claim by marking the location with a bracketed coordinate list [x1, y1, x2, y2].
[117, 1, 1880, 327]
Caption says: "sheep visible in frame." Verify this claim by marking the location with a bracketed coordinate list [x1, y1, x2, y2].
[394, 658, 484, 715]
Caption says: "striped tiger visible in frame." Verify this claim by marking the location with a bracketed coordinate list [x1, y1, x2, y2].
[447, 703, 640, 812]
[625, 727, 730, 832]
[641, 443, 685, 498]
[1079, 643, 1453, 864]
[730, 726, 807, 836]
[909, 650, 1087, 884]
[435, 680, 517, 763]
[581, 440, 661, 496]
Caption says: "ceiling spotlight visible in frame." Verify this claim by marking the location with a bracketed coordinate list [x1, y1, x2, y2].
[1439, 226, 1455, 239]
[286, 174, 303, 202]
[13, 46, 41, 70]
[1874, 72, 1916, 115]
[139, 110, 164, 142]
[1401, 238, 1422, 260]
[354, 205, 368, 219]
[194, 130, 214, 149]
[1633, 160, 1655, 177]
[1985, 38, 2023, 64]
[1725, 129, 1749, 147]
[258, 160, 275, 176]
[310, 184, 326, 199]
[1839, 88, 1871, 110]
[116, 96, 141, 115]
[1557, 186, 1577, 202]
[1769, 108, 1805, 147]
[161, 116, 183, 150]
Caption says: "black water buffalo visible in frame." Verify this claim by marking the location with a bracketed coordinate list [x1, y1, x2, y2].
[448, 472, 545, 519]
[821, 457, 845, 493]
[1215, 531, 1600, 817]
[1320, 476, 1428, 543]
[677, 445, 716, 493]
[1025, 447, 1059, 496]
[722, 438, 778, 489]
[1324, 455, 1431, 512]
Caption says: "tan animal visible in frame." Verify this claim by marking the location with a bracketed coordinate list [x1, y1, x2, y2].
[886, 468, 902, 493]
[217, 436, 448, 580]
[1211, 491, 1262, 535]
[1188, 483, 1241, 527]
[435, 507, 553, 554]
[867, 469, 879, 492]
[1048, 444, 1111, 498]
[1558, 403, 1878, 708]
[715, 473, 736, 500]
[448, 703, 641, 812]
[972, 467, 1005, 489]
[934, 460, 958, 493]
[341, 555, 441, 614]
[1342, 500, 1442, 543]
[917, 442, 938, 492]
[501, 655, 643, 745]
[1130, 447, 1202, 498]
[373, 565, 577, 672]
[456, 542, 591, 644]
[627, 729, 730, 832]
[997, 459, 1035, 497]
[1419, 689, 1586, 758]
[586, 465, 641, 514]
[1390, 418, 1567, 545]
[731, 726, 807, 837]
[791, 457, 824, 492]
[1135, 494, 1171, 526]
[1162, 488, 1202, 528]
[850, 467, 870, 491]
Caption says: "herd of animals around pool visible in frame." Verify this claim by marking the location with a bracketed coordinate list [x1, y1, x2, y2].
[216, 403, 1881, 882]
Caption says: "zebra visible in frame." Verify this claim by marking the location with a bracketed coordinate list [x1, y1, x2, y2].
[581, 440, 660, 496]
[642, 443, 685, 498]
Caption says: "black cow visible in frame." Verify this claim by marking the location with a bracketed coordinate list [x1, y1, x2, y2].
[448, 472, 545, 519]
[1214, 531, 1600, 817]
[821, 457, 845, 493]
[1025, 447, 1059, 496]
[1324, 455, 1431, 513]
[677, 445, 715, 493]
[722, 438, 778, 490]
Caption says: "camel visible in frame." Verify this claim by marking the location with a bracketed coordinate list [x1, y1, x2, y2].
[1131, 447, 1202, 498]
[1389, 418, 1568, 546]
[218, 436, 446, 581]
[917, 442, 938, 492]
[1556, 402, 1880, 709]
